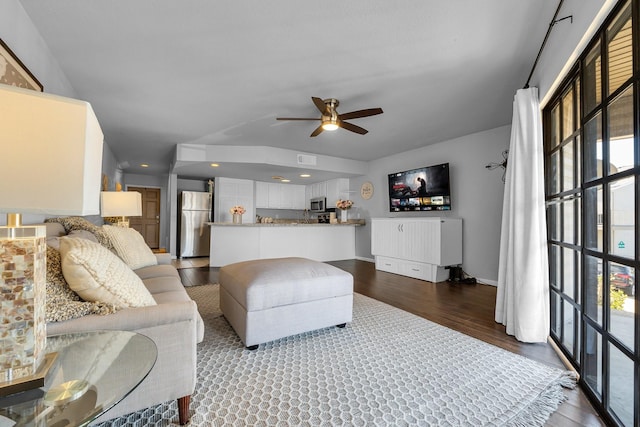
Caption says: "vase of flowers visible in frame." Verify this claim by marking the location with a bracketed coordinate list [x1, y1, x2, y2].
[336, 199, 353, 223]
[229, 205, 246, 224]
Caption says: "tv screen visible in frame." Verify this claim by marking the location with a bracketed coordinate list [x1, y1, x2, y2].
[388, 163, 451, 212]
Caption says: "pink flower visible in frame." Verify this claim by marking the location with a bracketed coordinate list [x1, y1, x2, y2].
[229, 205, 246, 214]
[336, 199, 353, 210]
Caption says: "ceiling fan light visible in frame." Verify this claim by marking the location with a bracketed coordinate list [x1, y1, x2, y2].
[322, 121, 339, 131]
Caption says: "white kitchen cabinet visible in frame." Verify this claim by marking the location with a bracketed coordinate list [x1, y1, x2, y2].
[325, 178, 350, 206]
[306, 181, 327, 209]
[255, 181, 269, 208]
[305, 178, 349, 209]
[371, 217, 462, 282]
[290, 185, 306, 209]
[309, 182, 327, 199]
[275, 183, 305, 209]
[256, 182, 306, 209]
[267, 183, 284, 208]
[305, 186, 313, 208]
[214, 177, 255, 223]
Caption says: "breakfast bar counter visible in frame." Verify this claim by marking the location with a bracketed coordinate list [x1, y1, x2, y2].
[207, 222, 360, 267]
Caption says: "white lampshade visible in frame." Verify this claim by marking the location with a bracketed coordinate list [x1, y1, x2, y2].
[100, 191, 142, 217]
[0, 85, 104, 216]
[0, 84, 104, 388]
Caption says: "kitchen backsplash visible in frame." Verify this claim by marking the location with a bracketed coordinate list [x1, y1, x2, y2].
[255, 208, 311, 221]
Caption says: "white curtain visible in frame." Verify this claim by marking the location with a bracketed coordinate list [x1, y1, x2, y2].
[495, 87, 550, 343]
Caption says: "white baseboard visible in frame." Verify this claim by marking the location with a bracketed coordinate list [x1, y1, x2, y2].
[354, 258, 498, 286]
[477, 278, 498, 287]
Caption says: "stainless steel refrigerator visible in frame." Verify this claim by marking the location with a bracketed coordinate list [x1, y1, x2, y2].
[179, 191, 212, 258]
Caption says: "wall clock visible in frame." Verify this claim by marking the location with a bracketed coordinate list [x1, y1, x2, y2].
[360, 181, 374, 200]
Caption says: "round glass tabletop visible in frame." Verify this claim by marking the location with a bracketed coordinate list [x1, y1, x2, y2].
[0, 330, 157, 426]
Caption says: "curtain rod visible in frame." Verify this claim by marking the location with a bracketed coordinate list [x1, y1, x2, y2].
[524, 0, 572, 89]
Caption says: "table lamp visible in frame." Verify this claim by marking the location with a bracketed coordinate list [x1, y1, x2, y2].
[100, 191, 142, 227]
[0, 85, 103, 391]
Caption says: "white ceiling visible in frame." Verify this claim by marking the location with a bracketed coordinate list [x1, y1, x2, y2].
[19, 1, 556, 184]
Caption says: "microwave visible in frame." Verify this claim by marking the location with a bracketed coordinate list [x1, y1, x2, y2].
[310, 197, 326, 212]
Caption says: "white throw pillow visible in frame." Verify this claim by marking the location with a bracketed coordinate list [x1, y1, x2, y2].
[101, 225, 158, 270]
[59, 237, 157, 308]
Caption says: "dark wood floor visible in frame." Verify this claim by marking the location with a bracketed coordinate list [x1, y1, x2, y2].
[178, 259, 606, 427]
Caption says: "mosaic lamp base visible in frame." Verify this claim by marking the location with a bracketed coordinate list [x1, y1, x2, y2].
[0, 214, 48, 394]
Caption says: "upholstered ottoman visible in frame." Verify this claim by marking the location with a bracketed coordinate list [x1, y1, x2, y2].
[219, 257, 353, 349]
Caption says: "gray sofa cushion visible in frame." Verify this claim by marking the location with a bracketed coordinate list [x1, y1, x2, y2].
[143, 276, 187, 294]
[135, 264, 181, 280]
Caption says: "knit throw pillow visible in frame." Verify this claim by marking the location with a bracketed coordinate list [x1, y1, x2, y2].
[45, 245, 120, 322]
[59, 237, 157, 309]
[101, 225, 157, 270]
[45, 216, 115, 251]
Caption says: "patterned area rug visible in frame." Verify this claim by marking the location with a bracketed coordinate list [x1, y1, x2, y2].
[98, 284, 575, 426]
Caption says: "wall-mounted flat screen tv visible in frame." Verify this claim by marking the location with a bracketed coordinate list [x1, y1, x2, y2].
[388, 163, 451, 212]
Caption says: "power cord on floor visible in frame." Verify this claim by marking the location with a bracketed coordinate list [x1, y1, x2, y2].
[446, 266, 477, 284]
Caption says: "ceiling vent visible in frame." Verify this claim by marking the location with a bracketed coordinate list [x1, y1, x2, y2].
[297, 154, 317, 166]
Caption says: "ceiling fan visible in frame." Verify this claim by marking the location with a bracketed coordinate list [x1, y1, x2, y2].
[276, 97, 383, 137]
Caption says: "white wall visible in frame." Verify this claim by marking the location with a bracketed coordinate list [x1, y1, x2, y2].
[0, 1, 76, 97]
[352, 126, 510, 285]
[168, 174, 179, 257]
[101, 144, 120, 191]
[0, 0, 123, 226]
[177, 178, 209, 193]
[534, 0, 617, 105]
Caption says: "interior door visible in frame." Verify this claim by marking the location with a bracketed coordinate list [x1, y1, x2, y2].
[128, 186, 161, 249]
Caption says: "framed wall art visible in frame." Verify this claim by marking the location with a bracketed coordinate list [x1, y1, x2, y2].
[360, 181, 374, 200]
[0, 39, 43, 92]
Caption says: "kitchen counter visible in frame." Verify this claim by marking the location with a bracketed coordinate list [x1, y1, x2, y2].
[208, 222, 359, 266]
[206, 222, 363, 227]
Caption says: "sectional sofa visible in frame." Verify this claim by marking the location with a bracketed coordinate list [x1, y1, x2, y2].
[43, 218, 204, 425]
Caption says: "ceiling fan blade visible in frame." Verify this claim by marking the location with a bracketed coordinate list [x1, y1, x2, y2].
[312, 97, 328, 114]
[338, 108, 383, 121]
[340, 121, 368, 135]
[310, 125, 324, 137]
[276, 117, 321, 121]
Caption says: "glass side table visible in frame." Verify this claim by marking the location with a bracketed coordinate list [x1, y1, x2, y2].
[0, 330, 157, 427]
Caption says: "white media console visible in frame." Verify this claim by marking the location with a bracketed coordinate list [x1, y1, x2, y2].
[371, 217, 462, 282]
